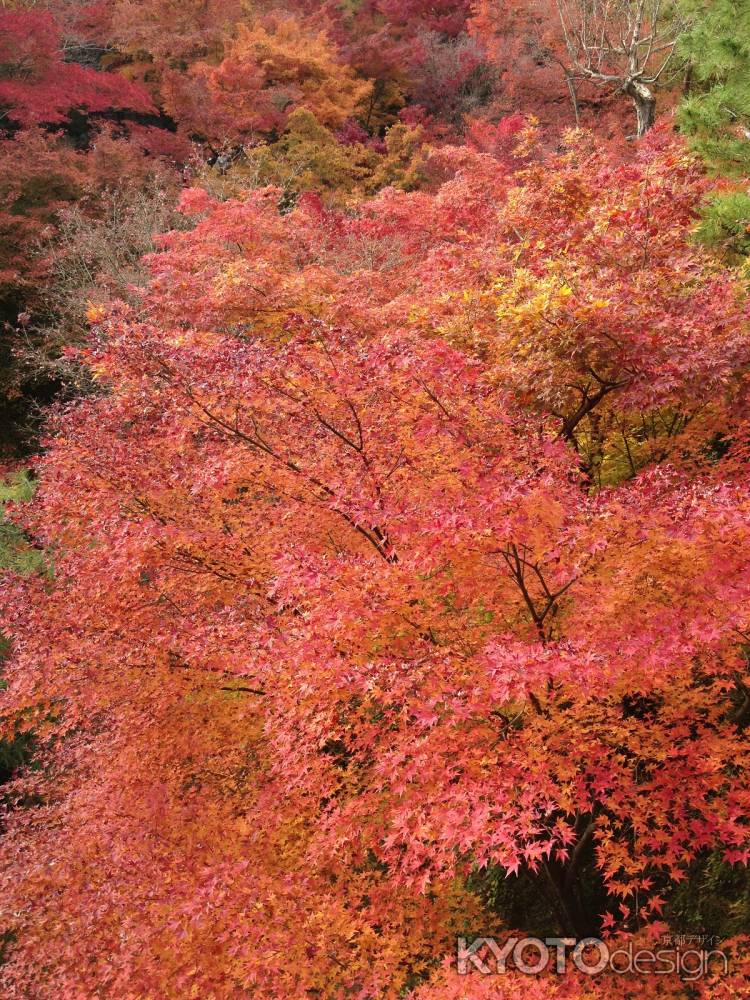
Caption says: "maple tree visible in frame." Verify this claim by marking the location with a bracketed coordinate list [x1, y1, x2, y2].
[162, 13, 373, 147]
[0, 8, 154, 127]
[2, 1, 750, 996]
[0, 123, 749, 996]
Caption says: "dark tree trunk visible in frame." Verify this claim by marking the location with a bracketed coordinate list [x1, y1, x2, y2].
[625, 78, 656, 137]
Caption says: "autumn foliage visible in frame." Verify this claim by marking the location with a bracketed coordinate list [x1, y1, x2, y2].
[162, 15, 373, 144]
[0, 9, 154, 127]
[0, 119, 749, 996]
[1, 1, 750, 997]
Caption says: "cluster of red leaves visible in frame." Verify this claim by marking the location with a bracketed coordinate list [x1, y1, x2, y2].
[0, 10, 153, 127]
[1, 127, 750, 996]
[0, 6, 179, 329]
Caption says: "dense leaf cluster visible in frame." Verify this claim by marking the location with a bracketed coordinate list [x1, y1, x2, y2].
[1, 2, 750, 998]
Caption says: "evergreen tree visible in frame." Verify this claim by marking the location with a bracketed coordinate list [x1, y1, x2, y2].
[678, 0, 750, 173]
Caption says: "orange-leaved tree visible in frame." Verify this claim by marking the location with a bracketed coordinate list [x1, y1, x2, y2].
[1, 129, 750, 997]
[162, 14, 373, 146]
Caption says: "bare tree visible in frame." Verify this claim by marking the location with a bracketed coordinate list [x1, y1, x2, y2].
[554, 0, 685, 137]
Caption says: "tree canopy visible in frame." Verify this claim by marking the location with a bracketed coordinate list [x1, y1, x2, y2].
[1, 1, 750, 997]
